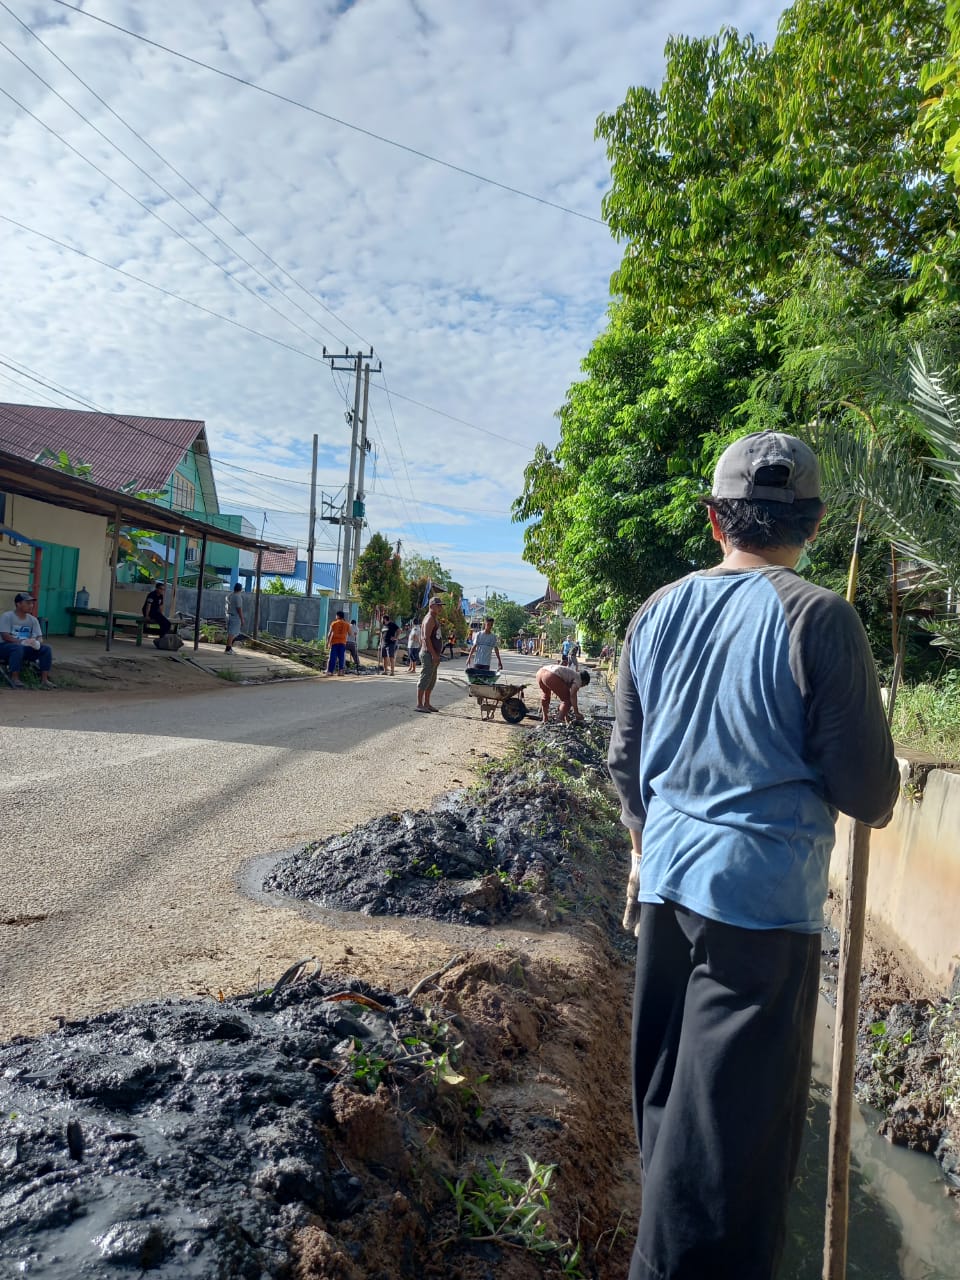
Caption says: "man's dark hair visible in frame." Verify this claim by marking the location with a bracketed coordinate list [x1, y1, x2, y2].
[484, 615, 494, 624]
[706, 466, 824, 549]
[580, 670, 591, 686]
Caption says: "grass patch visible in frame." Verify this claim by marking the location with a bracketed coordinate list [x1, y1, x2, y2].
[214, 667, 244, 682]
[890, 671, 960, 762]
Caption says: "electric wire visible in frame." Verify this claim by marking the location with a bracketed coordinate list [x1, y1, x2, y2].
[366, 397, 434, 554]
[0, 0, 372, 348]
[0, 76, 344, 356]
[1, 215, 329, 367]
[48, 0, 606, 226]
[3, 214, 539, 451]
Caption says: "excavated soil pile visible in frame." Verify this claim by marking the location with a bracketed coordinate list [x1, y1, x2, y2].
[0, 723, 642, 1279]
[0, 949, 637, 1280]
[265, 722, 623, 933]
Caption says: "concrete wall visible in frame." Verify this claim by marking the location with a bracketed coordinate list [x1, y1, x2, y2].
[832, 761, 960, 995]
[172, 588, 350, 642]
[3, 493, 110, 609]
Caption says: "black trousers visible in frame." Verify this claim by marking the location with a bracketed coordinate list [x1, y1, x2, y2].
[629, 902, 820, 1280]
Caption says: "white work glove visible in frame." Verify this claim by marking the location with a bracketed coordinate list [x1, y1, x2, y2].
[623, 851, 642, 936]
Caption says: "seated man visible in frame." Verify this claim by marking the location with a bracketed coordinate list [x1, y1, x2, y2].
[142, 581, 171, 638]
[0, 593, 55, 688]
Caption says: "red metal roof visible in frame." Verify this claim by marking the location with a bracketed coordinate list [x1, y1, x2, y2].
[259, 548, 297, 574]
[0, 402, 204, 493]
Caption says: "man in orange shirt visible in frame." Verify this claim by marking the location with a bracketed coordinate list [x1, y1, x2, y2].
[326, 610, 351, 676]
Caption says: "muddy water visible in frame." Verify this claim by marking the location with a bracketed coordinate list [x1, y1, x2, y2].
[780, 996, 960, 1279]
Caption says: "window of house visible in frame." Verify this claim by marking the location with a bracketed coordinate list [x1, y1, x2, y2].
[171, 472, 196, 511]
[184, 542, 199, 563]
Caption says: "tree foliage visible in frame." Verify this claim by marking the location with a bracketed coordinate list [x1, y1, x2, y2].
[352, 533, 406, 619]
[484, 593, 530, 645]
[516, 0, 960, 663]
[597, 1, 952, 316]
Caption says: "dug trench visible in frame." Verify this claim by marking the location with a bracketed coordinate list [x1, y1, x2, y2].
[1, 722, 956, 1278]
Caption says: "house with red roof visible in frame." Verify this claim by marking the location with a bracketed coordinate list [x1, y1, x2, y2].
[0, 402, 252, 632]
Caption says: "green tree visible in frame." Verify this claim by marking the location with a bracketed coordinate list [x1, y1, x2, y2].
[263, 576, 300, 595]
[484, 593, 531, 646]
[353, 532, 406, 619]
[515, 308, 765, 633]
[597, 1, 951, 318]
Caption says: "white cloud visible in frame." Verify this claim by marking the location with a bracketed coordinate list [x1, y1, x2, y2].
[0, 0, 785, 604]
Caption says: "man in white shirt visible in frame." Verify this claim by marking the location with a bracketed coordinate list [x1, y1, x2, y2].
[467, 616, 502, 673]
[0, 593, 55, 688]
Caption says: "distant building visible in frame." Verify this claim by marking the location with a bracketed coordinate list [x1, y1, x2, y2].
[246, 547, 338, 594]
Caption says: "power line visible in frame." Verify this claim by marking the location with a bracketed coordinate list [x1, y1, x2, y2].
[0, 73, 343, 355]
[372, 382, 531, 449]
[0, 0, 372, 348]
[2, 219, 539, 452]
[1, 215, 330, 367]
[49, 0, 606, 226]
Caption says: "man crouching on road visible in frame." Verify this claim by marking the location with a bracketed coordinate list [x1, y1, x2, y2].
[0, 593, 55, 688]
[608, 431, 900, 1280]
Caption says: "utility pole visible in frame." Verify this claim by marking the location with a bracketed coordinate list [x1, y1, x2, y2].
[321, 346, 381, 598]
[322, 347, 367, 596]
[349, 363, 372, 586]
[305, 433, 318, 597]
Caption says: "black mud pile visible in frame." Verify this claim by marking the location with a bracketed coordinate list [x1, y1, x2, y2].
[853, 978, 960, 1192]
[0, 972, 468, 1278]
[265, 721, 623, 932]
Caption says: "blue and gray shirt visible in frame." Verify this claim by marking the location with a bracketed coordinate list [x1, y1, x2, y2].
[608, 565, 899, 934]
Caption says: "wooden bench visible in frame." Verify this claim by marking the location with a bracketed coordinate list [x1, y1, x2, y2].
[66, 607, 145, 645]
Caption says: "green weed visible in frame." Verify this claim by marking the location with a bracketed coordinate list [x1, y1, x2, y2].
[443, 1155, 582, 1275]
[347, 1039, 387, 1092]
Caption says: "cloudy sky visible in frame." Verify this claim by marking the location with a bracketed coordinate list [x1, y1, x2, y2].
[0, 0, 784, 603]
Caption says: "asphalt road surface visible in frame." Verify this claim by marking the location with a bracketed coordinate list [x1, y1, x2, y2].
[0, 651, 578, 1041]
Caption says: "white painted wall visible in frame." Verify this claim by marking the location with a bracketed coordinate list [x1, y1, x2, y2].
[3, 493, 111, 609]
[833, 761, 960, 994]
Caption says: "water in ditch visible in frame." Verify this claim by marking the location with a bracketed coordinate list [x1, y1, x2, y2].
[780, 995, 960, 1279]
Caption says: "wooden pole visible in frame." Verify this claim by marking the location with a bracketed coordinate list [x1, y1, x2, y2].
[106, 508, 121, 653]
[823, 497, 873, 1280]
[192, 534, 207, 652]
[253, 548, 263, 637]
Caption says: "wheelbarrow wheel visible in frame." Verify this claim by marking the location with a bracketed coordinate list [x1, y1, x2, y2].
[501, 697, 527, 724]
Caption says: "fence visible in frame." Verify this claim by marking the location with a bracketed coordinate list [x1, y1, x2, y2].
[172, 588, 357, 642]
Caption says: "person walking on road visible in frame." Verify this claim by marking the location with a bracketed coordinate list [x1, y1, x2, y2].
[345, 617, 360, 672]
[416, 597, 444, 712]
[407, 620, 422, 674]
[535, 662, 589, 723]
[326, 610, 350, 675]
[379, 614, 399, 675]
[225, 583, 244, 653]
[607, 431, 900, 1280]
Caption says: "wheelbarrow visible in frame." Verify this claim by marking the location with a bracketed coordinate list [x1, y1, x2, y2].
[465, 671, 528, 723]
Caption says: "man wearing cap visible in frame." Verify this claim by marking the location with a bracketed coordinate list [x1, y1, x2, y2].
[0, 593, 55, 688]
[416, 596, 444, 712]
[608, 431, 899, 1280]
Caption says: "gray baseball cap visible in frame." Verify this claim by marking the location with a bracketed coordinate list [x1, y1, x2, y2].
[711, 431, 821, 505]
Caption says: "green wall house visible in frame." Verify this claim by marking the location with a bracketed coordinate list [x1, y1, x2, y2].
[0, 401, 251, 602]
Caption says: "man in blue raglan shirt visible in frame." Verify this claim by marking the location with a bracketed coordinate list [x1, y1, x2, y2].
[608, 431, 900, 1280]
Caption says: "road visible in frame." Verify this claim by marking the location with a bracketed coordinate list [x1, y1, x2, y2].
[0, 651, 575, 1041]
